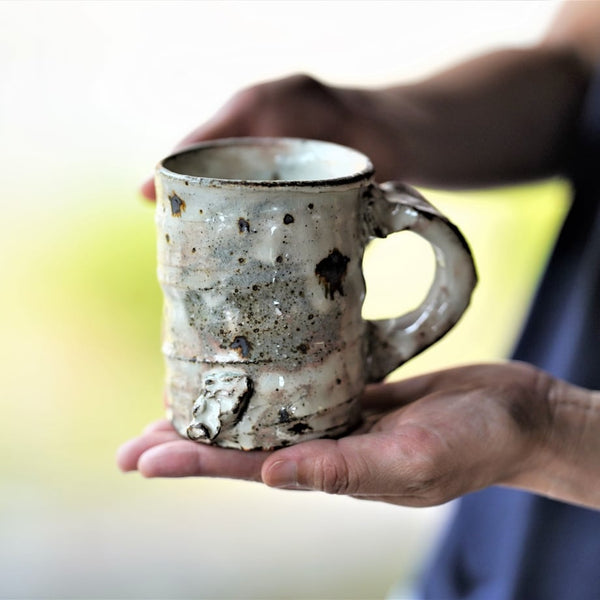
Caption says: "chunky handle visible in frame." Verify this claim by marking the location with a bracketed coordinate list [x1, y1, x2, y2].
[364, 182, 477, 382]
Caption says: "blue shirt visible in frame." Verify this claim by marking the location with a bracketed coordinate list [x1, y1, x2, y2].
[420, 64, 600, 600]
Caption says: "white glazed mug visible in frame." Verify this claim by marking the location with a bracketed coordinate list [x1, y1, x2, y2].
[155, 138, 477, 450]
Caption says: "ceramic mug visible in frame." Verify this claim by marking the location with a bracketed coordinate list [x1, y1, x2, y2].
[155, 137, 477, 450]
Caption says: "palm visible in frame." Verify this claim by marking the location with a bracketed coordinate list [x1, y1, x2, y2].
[117, 362, 550, 507]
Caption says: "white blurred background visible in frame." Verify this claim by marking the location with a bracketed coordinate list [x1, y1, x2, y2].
[1, 2, 565, 598]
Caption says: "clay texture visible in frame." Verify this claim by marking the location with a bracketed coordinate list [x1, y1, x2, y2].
[155, 138, 477, 449]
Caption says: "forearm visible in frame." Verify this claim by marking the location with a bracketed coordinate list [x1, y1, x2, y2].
[365, 45, 591, 188]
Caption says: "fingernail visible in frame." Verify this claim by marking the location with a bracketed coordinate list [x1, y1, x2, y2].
[265, 459, 298, 489]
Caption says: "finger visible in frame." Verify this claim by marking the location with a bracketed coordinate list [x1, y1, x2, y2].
[262, 430, 433, 496]
[116, 429, 181, 472]
[140, 177, 156, 201]
[139, 118, 235, 202]
[173, 97, 250, 151]
[262, 423, 473, 506]
[173, 119, 234, 151]
[137, 440, 271, 481]
[262, 436, 381, 494]
[141, 104, 246, 202]
[143, 418, 174, 434]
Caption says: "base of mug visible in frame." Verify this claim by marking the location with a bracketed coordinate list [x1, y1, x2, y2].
[168, 395, 362, 451]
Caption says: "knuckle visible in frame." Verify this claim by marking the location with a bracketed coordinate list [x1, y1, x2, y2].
[232, 83, 265, 110]
[312, 453, 352, 495]
[284, 73, 324, 92]
[245, 74, 323, 104]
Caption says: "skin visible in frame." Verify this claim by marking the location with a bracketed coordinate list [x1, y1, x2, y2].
[120, 1, 600, 510]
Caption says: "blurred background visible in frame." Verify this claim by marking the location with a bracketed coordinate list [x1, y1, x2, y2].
[1, 1, 569, 598]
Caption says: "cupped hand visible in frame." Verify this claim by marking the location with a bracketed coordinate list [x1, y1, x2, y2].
[117, 361, 567, 507]
[141, 74, 408, 200]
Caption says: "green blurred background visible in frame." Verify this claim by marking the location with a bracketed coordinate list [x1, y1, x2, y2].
[1, 1, 567, 598]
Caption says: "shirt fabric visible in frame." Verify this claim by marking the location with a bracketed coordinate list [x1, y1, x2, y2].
[420, 63, 600, 600]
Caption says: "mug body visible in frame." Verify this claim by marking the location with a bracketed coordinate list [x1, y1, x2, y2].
[156, 138, 374, 449]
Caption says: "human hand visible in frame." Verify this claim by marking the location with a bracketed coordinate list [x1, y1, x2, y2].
[116, 361, 600, 509]
[141, 74, 410, 200]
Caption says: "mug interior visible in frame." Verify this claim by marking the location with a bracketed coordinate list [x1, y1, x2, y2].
[161, 138, 372, 183]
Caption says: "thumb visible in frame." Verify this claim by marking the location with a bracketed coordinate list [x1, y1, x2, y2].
[262, 432, 431, 497]
[262, 439, 356, 494]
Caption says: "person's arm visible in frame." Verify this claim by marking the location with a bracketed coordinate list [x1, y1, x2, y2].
[380, 0, 600, 187]
[543, 0, 600, 68]
[142, 2, 598, 199]
[374, 46, 589, 187]
[124, 2, 600, 511]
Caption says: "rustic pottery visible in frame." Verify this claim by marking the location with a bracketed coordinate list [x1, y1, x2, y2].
[155, 138, 477, 450]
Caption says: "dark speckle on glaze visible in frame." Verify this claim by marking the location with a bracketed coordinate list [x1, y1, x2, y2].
[288, 422, 313, 435]
[230, 335, 252, 358]
[278, 407, 292, 424]
[315, 249, 350, 300]
[168, 193, 186, 217]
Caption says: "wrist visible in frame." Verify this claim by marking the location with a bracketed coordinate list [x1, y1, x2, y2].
[546, 380, 600, 508]
[509, 375, 600, 509]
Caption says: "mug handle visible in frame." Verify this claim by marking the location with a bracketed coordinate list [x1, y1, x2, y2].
[363, 181, 477, 382]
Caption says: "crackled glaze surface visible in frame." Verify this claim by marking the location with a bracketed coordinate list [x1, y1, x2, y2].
[155, 138, 477, 450]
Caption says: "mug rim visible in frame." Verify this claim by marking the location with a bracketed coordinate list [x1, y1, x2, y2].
[157, 137, 375, 188]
